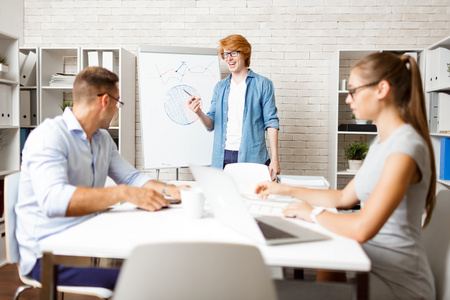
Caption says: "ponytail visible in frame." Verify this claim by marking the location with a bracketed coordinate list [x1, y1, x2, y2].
[402, 55, 436, 227]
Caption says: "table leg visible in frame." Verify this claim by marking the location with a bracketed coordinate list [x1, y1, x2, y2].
[41, 252, 57, 300]
[356, 272, 369, 300]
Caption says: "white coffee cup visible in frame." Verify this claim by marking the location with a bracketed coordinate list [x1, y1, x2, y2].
[180, 188, 205, 219]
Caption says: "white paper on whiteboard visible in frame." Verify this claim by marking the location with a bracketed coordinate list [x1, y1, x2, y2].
[138, 46, 220, 169]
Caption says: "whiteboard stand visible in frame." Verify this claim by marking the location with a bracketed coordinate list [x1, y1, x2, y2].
[137, 45, 218, 170]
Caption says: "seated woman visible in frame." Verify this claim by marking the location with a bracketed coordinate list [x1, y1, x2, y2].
[256, 52, 436, 300]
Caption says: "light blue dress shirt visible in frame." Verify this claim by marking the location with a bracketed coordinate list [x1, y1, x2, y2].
[206, 69, 279, 169]
[16, 108, 152, 275]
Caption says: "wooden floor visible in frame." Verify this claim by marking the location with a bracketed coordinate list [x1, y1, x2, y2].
[0, 264, 98, 300]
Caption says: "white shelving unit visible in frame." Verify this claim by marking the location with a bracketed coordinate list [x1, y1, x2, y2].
[80, 48, 135, 166]
[329, 49, 423, 189]
[0, 31, 20, 176]
[0, 30, 19, 267]
[39, 47, 80, 123]
[425, 36, 450, 188]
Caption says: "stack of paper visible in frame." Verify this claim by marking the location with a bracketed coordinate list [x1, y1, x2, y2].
[49, 73, 76, 87]
[277, 175, 330, 190]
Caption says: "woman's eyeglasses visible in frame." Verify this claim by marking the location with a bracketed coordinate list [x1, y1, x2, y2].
[347, 81, 379, 100]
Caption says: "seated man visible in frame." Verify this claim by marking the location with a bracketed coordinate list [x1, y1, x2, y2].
[15, 66, 184, 289]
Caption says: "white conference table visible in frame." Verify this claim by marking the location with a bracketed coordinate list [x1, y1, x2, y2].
[39, 202, 371, 299]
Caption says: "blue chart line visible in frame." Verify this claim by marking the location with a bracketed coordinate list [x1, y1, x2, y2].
[164, 85, 200, 126]
[155, 60, 217, 85]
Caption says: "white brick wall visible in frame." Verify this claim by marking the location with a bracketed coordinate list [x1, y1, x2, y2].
[23, 0, 450, 181]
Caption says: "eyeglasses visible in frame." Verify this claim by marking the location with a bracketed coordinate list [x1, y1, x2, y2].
[97, 93, 124, 109]
[221, 51, 240, 59]
[347, 81, 379, 100]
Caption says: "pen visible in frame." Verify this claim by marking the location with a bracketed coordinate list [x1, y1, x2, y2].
[183, 89, 192, 97]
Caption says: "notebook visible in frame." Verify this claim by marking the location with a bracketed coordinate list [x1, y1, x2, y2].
[190, 165, 330, 245]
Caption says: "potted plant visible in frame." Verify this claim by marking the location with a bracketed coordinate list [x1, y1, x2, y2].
[0, 54, 8, 75]
[59, 100, 73, 112]
[344, 138, 369, 171]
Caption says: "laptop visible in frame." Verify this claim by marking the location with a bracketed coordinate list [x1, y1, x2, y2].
[190, 165, 330, 245]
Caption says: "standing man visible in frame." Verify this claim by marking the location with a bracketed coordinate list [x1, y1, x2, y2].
[16, 67, 184, 289]
[188, 34, 280, 180]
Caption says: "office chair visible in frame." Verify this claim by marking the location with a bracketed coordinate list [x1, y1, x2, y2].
[114, 241, 278, 300]
[4, 172, 113, 300]
[422, 182, 450, 300]
[224, 162, 271, 195]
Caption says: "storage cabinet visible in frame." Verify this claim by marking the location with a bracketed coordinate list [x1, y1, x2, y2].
[425, 36, 450, 187]
[36, 47, 136, 166]
[80, 48, 135, 166]
[0, 30, 19, 267]
[0, 31, 20, 177]
[39, 47, 80, 122]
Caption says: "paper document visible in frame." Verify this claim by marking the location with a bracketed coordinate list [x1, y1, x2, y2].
[277, 175, 330, 190]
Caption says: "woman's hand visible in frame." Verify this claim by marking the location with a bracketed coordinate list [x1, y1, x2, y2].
[255, 181, 286, 198]
[282, 202, 314, 222]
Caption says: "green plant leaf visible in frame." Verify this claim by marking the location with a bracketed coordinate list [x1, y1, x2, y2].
[344, 138, 369, 160]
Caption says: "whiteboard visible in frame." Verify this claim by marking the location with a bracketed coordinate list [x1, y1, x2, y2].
[137, 45, 220, 169]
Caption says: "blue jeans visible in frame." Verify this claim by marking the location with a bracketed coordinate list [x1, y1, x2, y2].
[30, 258, 120, 290]
[223, 150, 271, 169]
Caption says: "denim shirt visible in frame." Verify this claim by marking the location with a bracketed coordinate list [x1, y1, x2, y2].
[206, 69, 279, 168]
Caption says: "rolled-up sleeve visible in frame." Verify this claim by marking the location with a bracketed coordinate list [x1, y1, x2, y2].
[23, 126, 76, 218]
[262, 79, 279, 130]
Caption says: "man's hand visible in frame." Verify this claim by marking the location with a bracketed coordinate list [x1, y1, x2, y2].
[187, 95, 202, 114]
[268, 159, 280, 181]
[123, 185, 169, 211]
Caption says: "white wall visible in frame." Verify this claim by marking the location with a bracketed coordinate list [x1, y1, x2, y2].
[22, 0, 450, 180]
[0, 0, 23, 43]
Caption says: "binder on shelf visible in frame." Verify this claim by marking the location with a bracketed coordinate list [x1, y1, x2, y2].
[20, 90, 31, 126]
[102, 51, 114, 72]
[30, 90, 38, 125]
[435, 47, 450, 90]
[438, 92, 450, 133]
[440, 138, 450, 180]
[87, 51, 100, 67]
[19, 52, 27, 73]
[0, 84, 12, 126]
[429, 93, 439, 133]
[426, 49, 436, 91]
[20, 51, 37, 86]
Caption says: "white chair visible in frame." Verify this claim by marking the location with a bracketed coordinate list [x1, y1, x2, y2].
[114, 241, 278, 300]
[224, 162, 271, 196]
[422, 182, 450, 300]
[4, 172, 113, 300]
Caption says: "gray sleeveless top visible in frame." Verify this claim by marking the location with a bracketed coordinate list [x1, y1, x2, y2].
[354, 124, 435, 300]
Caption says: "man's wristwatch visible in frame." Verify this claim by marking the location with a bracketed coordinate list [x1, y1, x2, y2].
[310, 207, 325, 223]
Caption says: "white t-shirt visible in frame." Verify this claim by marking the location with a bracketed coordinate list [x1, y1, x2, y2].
[225, 78, 247, 150]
